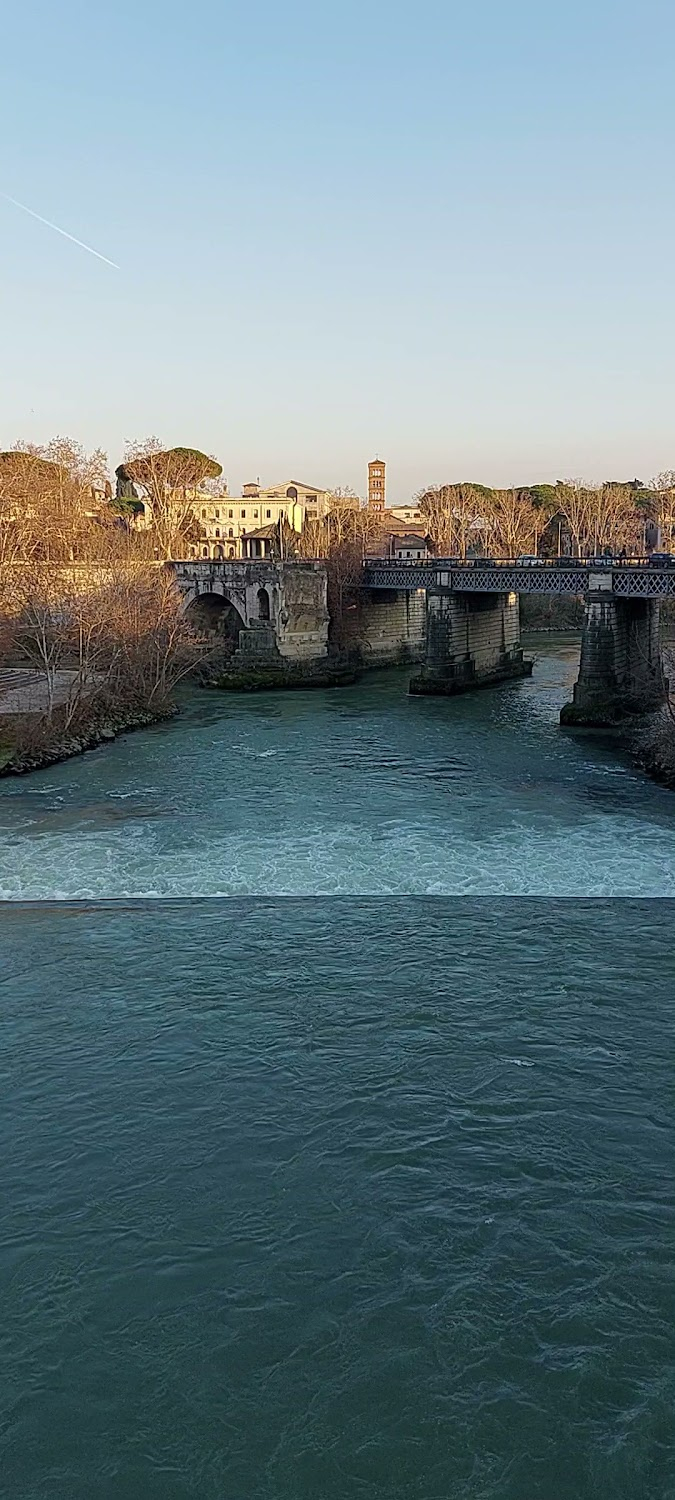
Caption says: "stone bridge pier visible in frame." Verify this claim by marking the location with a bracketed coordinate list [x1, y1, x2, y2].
[409, 590, 532, 696]
[561, 590, 667, 725]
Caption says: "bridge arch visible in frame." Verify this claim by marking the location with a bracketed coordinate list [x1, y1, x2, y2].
[184, 590, 245, 650]
[257, 586, 271, 621]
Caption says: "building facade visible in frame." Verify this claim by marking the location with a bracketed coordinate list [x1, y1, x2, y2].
[389, 503, 423, 526]
[392, 533, 429, 560]
[190, 480, 335, 560]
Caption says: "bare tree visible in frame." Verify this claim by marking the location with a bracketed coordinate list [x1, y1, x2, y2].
[652, 471, 675, 493]
[0, 449, 88, 562]
[293, 507, 384, 645]
[488, 489, 538, 557]
[556, 481, 596, 556]
[417, 484, 485, 558]
[1, 560, 211, 733]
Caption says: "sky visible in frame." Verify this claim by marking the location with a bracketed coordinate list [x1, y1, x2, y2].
[1, 0, 674, 502]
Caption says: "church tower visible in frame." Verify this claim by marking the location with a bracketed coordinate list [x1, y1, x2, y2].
[368, 458, 386, 511]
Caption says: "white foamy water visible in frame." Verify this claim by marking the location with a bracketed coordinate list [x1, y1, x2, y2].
[1, 643, 674, 898]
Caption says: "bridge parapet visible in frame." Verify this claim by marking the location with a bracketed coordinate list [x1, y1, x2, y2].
[362, 560, 675, 597]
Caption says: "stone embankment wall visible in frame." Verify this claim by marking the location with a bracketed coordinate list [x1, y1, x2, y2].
[359, 590, 426, 665]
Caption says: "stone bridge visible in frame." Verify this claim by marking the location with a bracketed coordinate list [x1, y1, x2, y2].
[171, 559, 329, 661]
[170, 556, 670, 723]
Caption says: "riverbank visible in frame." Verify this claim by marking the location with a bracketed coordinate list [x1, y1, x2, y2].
[202, 654, 361, 692]
[633, 708, 675, 790]
[0, 698, 176, 777]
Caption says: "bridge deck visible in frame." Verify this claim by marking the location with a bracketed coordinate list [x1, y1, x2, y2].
[361, 561, 675, 597]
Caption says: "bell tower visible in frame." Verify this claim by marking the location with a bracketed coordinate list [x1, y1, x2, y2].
[368, 458, 386, 511]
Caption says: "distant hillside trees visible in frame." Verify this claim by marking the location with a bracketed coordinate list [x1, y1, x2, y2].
[415, 478, 669, 558]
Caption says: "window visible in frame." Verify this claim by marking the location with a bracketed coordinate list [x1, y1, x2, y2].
[241, 509, 246, 519]
[201, 508, 206, 519]
[228, 509, 233, 519]
[266, 509, 271, 519]
[215, 528, 220, 537]
[215, 508, 220, 519]
[202, 546, 208, 557]
[254, 510, 259, 519]
[228, 527, 233, 537]
[257, 587, 271, 622]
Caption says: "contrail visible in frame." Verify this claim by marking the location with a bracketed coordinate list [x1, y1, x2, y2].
[1, 191, 119, 269]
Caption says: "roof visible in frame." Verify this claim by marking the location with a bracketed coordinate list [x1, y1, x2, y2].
[377, 514, 424, 534]
[244, 523, 278, 539]
[263, 479, 325, 496]
[394, 534, 427, 548]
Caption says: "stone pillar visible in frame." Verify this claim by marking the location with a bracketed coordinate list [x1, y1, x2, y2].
[276, 563, 329, 660]
[561, 590, 667, 725]
[409, 591, 532, 696]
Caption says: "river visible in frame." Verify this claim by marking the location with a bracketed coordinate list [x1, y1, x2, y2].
[1, 639, 674, 1499]
[1, 638, 675, 898]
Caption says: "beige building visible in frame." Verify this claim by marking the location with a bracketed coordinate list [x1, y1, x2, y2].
[389, 503, 424, 526]
[190, 479, 336, 560]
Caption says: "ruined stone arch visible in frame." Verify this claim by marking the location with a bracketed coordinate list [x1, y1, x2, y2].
[184, 590, 245, 651]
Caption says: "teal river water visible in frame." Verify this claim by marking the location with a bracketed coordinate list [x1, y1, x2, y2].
[1, 640, 674, 1497]
[1, 639, 675, 899]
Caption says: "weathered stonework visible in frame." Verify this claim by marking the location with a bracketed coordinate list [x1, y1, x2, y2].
[410, 591, 532, 696]
[561, 592, 667, 726]
[359, 589, 426, 665]
[172, 560, 330, 663]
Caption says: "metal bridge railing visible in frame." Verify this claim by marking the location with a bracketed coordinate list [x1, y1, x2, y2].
[361, 558, 675, 597]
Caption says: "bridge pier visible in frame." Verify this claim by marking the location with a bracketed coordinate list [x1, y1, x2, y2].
[561, 591, 667, 726]
[409, 590, 533, 696]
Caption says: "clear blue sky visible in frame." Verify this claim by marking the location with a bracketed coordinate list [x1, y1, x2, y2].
[1, 0, 673, 501]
